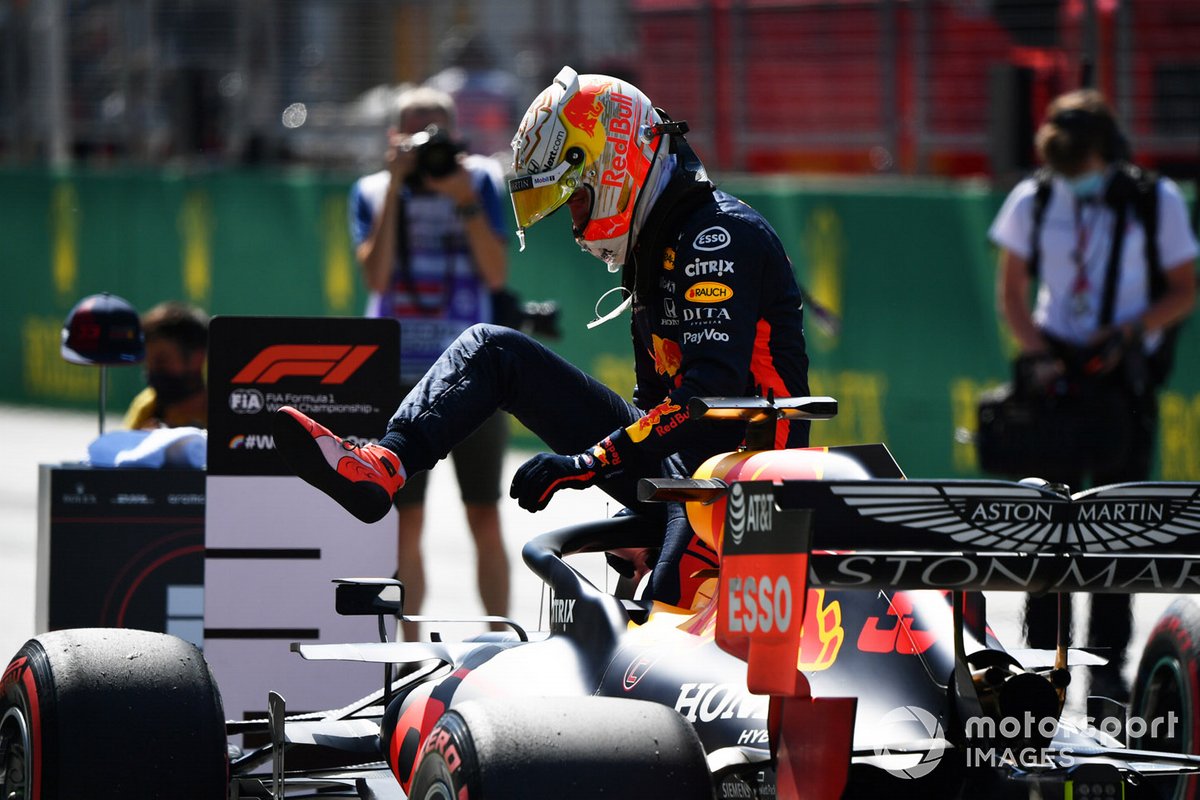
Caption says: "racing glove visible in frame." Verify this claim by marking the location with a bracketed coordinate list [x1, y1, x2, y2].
[509, 434, 626, 512]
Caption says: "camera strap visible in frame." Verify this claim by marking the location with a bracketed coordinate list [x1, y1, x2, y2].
[1097, 180, 1129, 328]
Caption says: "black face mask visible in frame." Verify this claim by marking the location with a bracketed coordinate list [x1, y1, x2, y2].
[147, 371, 203, 406]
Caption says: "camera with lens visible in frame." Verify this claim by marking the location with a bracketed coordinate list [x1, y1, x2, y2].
[404, 125, 466, 180]
[492, 289, 562, 340]
[515, 299, 562, 339]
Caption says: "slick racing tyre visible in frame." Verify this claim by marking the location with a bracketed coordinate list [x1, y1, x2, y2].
[0, 628, 227, 800]
[409, 696, 713, 800]
[1131, 598, 1200, 800]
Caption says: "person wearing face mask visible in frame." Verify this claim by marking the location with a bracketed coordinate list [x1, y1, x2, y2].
[988, 88, 1197, 701]
[123, 301, 210, 430]
[271, 66, 811, 608]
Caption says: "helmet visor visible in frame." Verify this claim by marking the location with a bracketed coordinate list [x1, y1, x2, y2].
[508, 159, 584, 231]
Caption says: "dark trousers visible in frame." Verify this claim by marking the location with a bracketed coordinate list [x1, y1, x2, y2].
[1023, 388, 1158, 688]
[379, 324, 695, 601]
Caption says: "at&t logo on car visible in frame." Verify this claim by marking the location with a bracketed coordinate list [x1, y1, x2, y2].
[724, 484, 793, 635]
[693, 226, 731, 251]
[229, 388, 265, 414]
[726, 483, 747, 545]
[725, 483, 773, 546]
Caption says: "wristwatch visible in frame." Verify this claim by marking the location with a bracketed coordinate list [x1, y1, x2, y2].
[456, 202, 482, 220]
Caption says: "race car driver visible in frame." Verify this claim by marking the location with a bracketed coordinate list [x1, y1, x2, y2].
[273, 66, 811, 605]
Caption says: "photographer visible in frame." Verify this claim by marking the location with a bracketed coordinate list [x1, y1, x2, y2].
[989, 88, 1197, 700]
[349, 85, 511, 641]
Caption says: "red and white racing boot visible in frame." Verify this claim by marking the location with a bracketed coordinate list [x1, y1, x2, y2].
[273, 406, 404, 524]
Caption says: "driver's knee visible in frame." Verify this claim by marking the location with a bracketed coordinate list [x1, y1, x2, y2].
[458, 323, 527, 351]
[450, 324, 558, 394]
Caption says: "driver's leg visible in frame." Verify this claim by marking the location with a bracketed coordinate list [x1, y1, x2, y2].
[380, 324, 644, 505]
[649, 501, 719, 607]
[275, 324, 645, 521]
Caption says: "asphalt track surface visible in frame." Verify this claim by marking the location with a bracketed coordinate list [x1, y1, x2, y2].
[0, 402, 1183, 714]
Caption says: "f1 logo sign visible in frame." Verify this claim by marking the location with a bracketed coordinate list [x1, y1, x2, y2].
[232, 345, 378, 385]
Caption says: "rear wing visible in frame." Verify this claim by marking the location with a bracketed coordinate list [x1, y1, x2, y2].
[777, 479, 1200, 594]
[643, 475, 1200, 594]
[651, 393, 1200, 594]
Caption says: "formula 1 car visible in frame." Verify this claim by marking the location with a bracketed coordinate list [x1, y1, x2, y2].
[5, 395, 1200, 799]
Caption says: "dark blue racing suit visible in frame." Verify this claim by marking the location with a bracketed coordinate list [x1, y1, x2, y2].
[379, 152, 810, 604]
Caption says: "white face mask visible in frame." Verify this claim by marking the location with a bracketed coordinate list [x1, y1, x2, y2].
[1067, 169, 1106, 198]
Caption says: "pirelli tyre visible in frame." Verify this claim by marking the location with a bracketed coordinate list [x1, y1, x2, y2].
[408, 696, 714, 800]
[1130, 598, 1200, 800]
[0, 628, 227, 800]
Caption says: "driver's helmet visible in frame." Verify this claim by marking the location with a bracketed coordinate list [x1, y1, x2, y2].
[509, 66, 665, 271]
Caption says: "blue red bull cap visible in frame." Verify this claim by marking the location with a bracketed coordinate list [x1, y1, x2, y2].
[61, 292, 145, 366]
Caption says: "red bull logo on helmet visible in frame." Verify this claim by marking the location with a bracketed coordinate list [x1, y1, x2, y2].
[561, 83, 606, 139]
[600, 92, 637, 189]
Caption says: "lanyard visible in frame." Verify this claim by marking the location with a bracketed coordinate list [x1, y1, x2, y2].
[1069, 198, 1100, 317]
